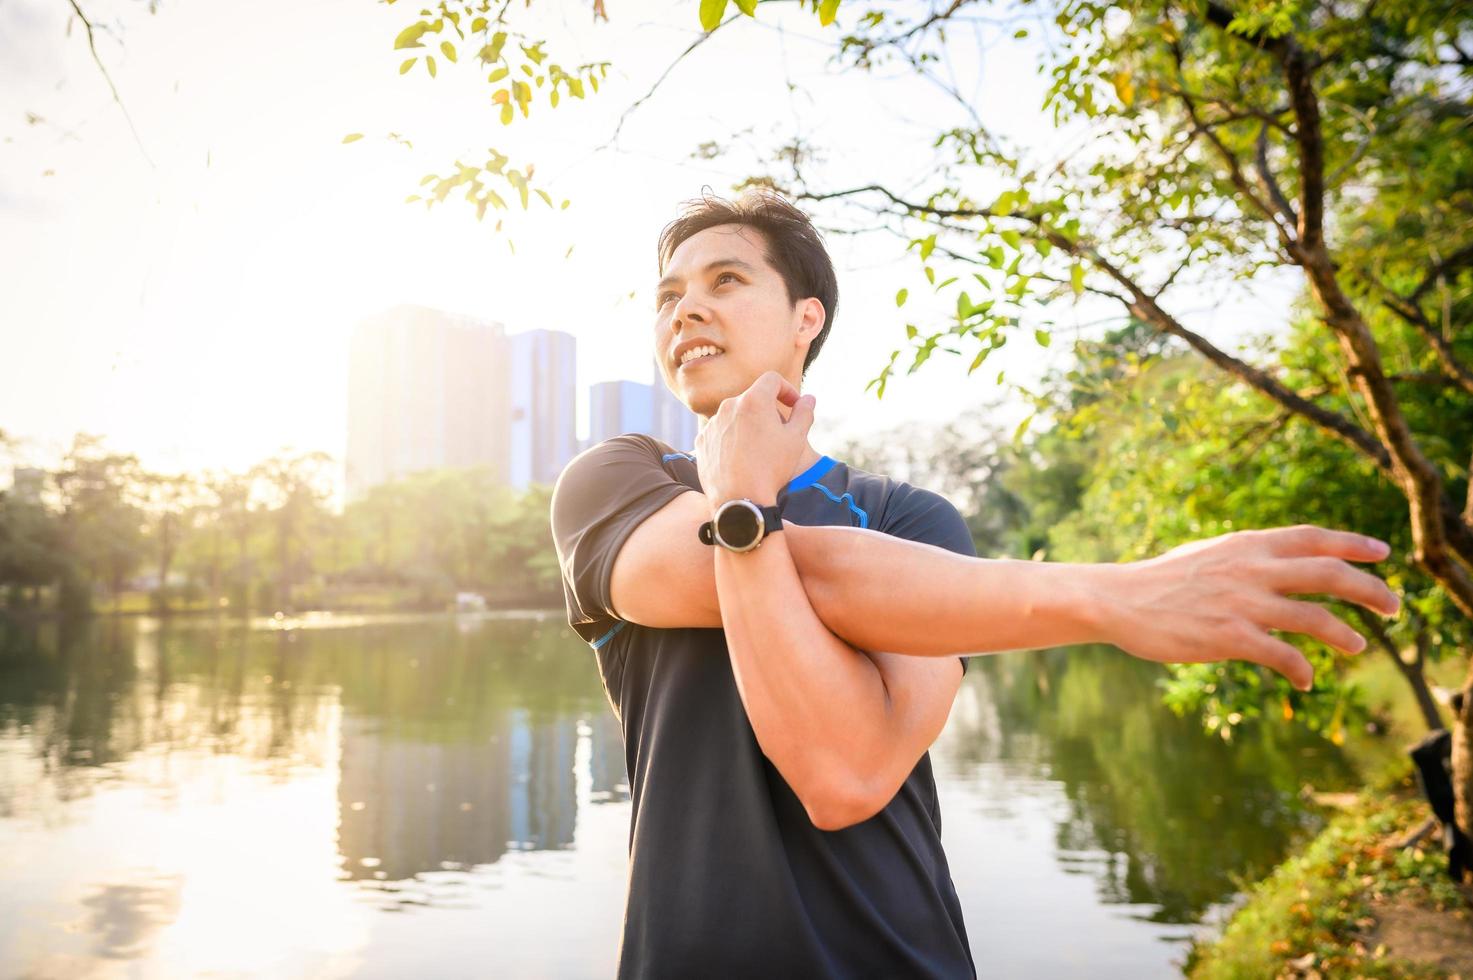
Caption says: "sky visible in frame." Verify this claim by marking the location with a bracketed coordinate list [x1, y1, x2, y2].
[1, 0, 1303, 493]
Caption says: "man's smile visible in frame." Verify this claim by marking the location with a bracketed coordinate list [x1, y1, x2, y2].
[678, 347, 724, 370]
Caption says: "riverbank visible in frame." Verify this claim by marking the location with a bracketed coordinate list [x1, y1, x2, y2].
[1184, 775, 1473, 979]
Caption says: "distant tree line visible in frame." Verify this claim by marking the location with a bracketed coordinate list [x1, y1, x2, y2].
[0, 434, 560, 618]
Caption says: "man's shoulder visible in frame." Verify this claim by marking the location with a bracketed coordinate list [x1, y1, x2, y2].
[556, 434, 678, 491]
[834, 461, 957, 524]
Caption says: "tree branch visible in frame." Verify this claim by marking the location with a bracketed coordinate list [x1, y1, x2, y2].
[66, 0, 155, 169]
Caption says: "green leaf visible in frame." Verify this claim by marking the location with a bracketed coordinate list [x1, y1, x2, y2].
[488, 66, 509, 82]
[1070, 263, 1084, 296]
[919, 233, 937, 260]
[1012, 413, 1034, 449]
[427, 55, 438, 78]
[956, 291, 974, 318]
[818, 0, 841, 25]
[895, 288, 908, 307]
[441, 40, 457, 62]
[967, 347, 990, 375]
[1000, 229, 1022, 249]
[341, 133, 364, 143]
[484, 31, 508, 63]
[734, 0, 758, 12]
[399, 57, 417, 74]
[905, 324, 918, 339]
[995, 369, 1005, 384]
[924, 266, 936, 285]
[394, 22, 429, 49]
[1034, 328, 1051, 347]
[699, 0, 728, 31]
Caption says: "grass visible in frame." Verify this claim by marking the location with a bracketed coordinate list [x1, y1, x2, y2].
[1184, 778, 1471, 979]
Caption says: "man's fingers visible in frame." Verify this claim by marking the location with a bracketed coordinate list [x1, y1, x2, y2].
[1260, 524, 1391, 564]
[1267, 556, 1401, 617]
[1256, 596, 1367, 655]
[1237, 629, 1315, 691]
[789, 394, 816, 433]
[749, 370, 800, 407]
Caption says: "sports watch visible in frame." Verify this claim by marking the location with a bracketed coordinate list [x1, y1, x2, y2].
[698, 490, 788, 553]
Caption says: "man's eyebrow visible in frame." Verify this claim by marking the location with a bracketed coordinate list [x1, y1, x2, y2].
[655, 258, 759, 294]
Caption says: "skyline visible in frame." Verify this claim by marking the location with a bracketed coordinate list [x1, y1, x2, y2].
[2, 0, 1303, 482]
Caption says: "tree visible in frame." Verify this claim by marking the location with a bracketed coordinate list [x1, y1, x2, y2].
[52, 434, 147, 614]
[250, 451, 335, 613]
[137, 470, 201, 614]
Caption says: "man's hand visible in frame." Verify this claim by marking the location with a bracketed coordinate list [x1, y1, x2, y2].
[695, 371, 815, 509]
[1098, 525, 1401, 691]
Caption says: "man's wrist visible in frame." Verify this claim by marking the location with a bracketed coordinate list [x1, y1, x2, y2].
[707, 491, 780, 516]
[989, 556, 1121, 649]
[1050, 559, 1124, 647]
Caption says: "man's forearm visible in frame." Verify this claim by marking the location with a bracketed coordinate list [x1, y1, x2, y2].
[785, 522, 1115, 657]
[713, 529, 903, 827]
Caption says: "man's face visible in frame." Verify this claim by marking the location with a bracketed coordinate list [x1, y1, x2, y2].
[653, 223, 823, 419]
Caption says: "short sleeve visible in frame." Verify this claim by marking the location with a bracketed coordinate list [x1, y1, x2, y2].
[550, 434, 694, 646]
[876, 483, 978, 675]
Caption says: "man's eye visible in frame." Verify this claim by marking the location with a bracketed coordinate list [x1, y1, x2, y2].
[656, 273, 737, 308]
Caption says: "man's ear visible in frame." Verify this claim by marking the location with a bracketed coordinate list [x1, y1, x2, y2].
[795, 297, 825, 348]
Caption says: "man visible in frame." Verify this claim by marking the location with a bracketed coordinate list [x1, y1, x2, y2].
[550, 189, 1399, 978]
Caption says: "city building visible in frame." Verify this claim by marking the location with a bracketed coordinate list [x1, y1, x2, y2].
[348, 305, 709, 499]
[589, 380, 654, 446]
[653, 381, 700, 452]
[345, 305, 511, 503]
[586, 378, 700, 452]
[508, 329, 579, 490]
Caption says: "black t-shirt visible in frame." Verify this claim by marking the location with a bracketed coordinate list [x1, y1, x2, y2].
[551, 433, 977, 979]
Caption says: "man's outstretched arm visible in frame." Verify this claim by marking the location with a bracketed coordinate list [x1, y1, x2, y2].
[612, 486, 1401, 692]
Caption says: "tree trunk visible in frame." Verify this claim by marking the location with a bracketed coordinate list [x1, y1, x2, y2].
[1387, 645, 1445, 733]
[1357, 607, 1444, 732]
[1453, 659, 1473, 884]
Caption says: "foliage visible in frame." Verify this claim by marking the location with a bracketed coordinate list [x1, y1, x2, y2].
[1185, 786, 1470, 980]
[1031, 315, 1471, 741]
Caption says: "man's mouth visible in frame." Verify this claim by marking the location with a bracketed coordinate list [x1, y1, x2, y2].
[677, 345, 724, 370]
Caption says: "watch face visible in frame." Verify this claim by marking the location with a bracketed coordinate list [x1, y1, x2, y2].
[715, 501, 761, 549]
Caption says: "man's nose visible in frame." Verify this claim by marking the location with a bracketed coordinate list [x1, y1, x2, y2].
[672, 294, 707, 331]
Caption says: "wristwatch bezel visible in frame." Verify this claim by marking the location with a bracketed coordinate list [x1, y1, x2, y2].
[712, 498, 767, 552]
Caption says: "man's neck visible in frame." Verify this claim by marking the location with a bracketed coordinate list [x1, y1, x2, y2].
[790, 444, 822, 483]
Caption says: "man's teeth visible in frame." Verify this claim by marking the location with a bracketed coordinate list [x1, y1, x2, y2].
[680, 345, 724, 365]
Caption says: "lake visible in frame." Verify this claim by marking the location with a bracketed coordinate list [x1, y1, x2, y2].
[0, 611, 1359, 978]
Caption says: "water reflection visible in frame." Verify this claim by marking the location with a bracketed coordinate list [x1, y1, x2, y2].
[0, 614, 1358, 978]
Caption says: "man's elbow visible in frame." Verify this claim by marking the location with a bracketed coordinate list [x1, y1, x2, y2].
[799, 772, 891, 832]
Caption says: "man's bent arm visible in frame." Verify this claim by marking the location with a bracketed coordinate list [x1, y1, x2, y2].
[712, 524, 960, 832]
